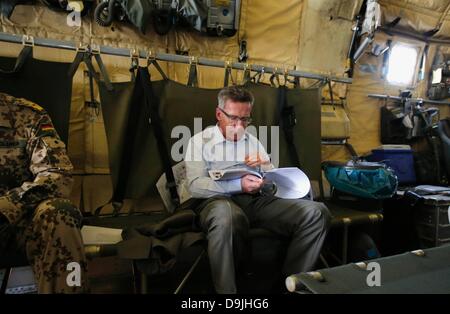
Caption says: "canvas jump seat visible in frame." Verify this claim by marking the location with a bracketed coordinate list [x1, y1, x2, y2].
[85, 65, 382, 293]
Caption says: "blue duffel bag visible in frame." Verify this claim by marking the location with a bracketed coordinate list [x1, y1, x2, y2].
[322, 160, 398, 200]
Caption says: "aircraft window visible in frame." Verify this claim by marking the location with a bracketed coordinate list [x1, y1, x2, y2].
[386, 44, 419, 86]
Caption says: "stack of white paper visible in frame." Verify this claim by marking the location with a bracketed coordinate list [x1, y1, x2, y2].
[264, 167, 311, 199]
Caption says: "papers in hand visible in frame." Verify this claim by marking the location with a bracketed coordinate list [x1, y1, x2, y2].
[81, 225, 123, 245]
[209, 167, 311, 199]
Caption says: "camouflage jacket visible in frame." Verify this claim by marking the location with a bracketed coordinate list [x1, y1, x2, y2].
[0, 93, 73, 225]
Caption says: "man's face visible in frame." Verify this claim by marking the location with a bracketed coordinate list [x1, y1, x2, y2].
[216, 99, 252, 142]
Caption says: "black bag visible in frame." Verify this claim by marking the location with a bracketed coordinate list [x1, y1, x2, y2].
[413, 138, 448, 186]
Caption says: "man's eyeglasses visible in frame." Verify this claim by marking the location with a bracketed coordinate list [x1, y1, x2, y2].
[218, 107, 253, 125]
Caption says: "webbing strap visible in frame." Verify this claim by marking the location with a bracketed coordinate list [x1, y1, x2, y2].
[139, 67, 180, 207]
[277, 86, 301, 168]
[0, 46, 32, 74]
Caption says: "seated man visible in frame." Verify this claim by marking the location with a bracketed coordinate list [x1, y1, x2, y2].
[0, 93, 88, 293]
[184, 86, 331, 294]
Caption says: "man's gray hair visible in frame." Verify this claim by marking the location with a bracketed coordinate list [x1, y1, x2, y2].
[217, 86, 254, 109]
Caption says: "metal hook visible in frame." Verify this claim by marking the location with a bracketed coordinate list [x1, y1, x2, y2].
[147, 50, 156, 62]
[243, 63, 250, 76]
[189, 56, 198, 66]
[130, 48, 139, 59]
[224, 60, 236, 85]
[22, 35, 34, 47]
[130, 48, 139, 68]
[90, 44, 101, 55]
[242, 63, 252, 83]
[270, 67, 281, 87]
[283, 67, 290, 86]
[256, 66, 265, 83]
[147, 50, 157, 68]
[128, 48, 139, 76]
[76, 42, 88, 53]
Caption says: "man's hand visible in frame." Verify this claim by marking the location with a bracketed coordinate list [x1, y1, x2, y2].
[241, 174, 264, 194]
[245, 154, 270, 168]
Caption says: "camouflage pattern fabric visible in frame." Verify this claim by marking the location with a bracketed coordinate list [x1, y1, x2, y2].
[0, 93, 88, 293]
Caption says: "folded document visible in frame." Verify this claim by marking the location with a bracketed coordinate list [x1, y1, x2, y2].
[209, 167, 311, 199]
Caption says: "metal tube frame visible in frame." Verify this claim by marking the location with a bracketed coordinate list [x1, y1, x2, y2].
[0, 32, 353, 85]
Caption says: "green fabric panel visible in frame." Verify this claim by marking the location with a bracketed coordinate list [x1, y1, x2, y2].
[158, 80, 219, 154]
[99, 80, 166, 199]
[248, 83, 321, 180]
[125, 80, 166, 198]
[245, 83, 282, 173]
[287, 87, 322, 181]
[99, 81, 134, 194]
[0, 55, 73, 144]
